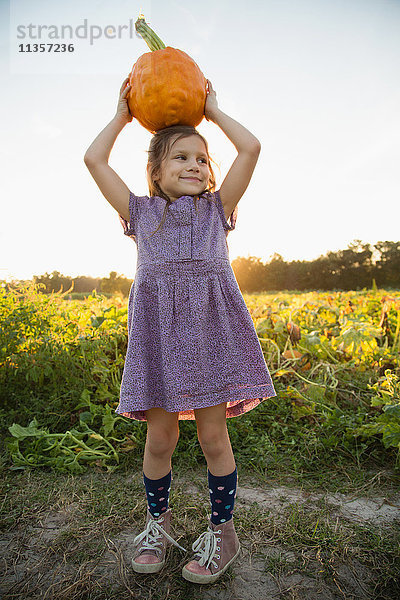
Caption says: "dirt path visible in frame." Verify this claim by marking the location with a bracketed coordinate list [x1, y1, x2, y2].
[200, 481, 400, 599]
[1, 472, 399, 599]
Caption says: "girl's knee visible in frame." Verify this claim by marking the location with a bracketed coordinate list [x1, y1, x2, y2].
[146, 416, 179, 457]
[197, 423, 229, 456]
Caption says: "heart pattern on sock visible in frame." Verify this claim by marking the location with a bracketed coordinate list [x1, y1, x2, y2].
[143, 471, 172, 518]
[208, 467, 238, 525]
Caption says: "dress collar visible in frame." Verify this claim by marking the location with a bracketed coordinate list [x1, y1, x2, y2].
[153, 192, 212, 203]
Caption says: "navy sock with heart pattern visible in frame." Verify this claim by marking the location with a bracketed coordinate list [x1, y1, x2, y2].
[143, 470, 172, 518]
[208, 467, 238, 525]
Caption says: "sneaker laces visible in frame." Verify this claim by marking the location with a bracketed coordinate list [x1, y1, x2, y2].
[133, 516, 187, 557]
[191, 526, 220, 570]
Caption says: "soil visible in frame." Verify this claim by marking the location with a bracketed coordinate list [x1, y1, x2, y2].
[1, 472, 399, 600]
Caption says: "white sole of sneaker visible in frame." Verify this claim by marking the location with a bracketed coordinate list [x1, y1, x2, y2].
[132, 558, 165, 574]
[181, 544, 241, 584]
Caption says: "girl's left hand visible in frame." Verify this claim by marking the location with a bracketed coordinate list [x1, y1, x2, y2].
[204, 79, 219, 121]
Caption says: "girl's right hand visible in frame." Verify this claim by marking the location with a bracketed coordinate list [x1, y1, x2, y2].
[115, 76, 134, 124]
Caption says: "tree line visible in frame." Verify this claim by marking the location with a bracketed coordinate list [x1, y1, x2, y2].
[3, 239, 399, 296]
[232, 240, 400, 292]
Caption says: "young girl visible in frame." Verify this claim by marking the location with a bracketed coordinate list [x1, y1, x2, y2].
[84, 76, 277, 584]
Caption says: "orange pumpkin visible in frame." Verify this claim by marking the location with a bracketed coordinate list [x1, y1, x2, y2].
[128, 16, 207, 133]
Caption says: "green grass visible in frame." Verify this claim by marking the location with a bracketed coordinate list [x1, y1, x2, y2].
[1, 465, 399, 599]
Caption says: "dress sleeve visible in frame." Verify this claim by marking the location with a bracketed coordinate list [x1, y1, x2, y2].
[119, 191, 138, 242]
[214, 189, 238, 232]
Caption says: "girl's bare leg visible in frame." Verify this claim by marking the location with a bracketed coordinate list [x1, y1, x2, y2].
[194, 402, 236, 475]
[143, 407, 180, 479]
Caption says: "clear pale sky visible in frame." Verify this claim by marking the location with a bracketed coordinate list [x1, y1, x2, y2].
[1, 0, 400, 282]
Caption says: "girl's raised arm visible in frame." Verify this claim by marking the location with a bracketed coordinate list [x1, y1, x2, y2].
[84, 77, 133, 222]
[204, 80, 261, 220]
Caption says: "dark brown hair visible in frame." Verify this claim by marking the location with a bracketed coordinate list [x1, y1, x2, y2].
[146, 125, 218, 236]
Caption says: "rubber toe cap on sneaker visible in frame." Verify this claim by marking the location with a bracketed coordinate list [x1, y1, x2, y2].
[133, 553, 160, 565]
[184, 560, 212, 575]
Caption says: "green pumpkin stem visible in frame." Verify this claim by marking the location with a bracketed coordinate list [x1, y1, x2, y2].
[135, 15, 166, 51]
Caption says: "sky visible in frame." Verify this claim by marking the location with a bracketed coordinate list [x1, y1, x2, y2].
[1, 0, 400, 282]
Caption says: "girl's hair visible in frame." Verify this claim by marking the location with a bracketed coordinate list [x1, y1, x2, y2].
[146, 125, 217, 236]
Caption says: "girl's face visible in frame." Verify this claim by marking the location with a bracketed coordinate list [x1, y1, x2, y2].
[154, 135, 211, 201]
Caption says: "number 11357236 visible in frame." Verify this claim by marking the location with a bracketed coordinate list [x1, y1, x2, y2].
[18, 43, 75, 52]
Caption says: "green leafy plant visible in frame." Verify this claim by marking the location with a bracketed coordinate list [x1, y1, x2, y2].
[6, 390, 138, 473]
[353, 370, 400, 466]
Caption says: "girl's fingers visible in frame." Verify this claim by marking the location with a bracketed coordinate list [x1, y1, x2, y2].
[120, 77, 130, 92]
[206, 79, 216, 95]
[120, 80, 131, 99]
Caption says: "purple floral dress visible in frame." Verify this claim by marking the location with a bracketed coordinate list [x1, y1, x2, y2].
[115, 189, 276, 421]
